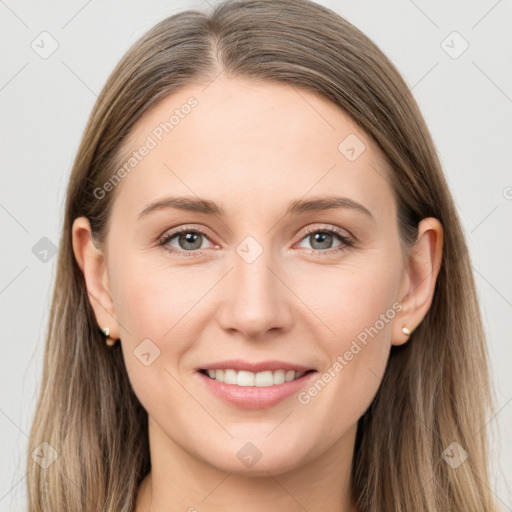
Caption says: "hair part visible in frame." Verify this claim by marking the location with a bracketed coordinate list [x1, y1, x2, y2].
[27, 1, 498, 510]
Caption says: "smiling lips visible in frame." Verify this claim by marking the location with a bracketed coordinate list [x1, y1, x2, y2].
[197, 359, 316, 387]
[200, 368, 312, 386]
[195, 359, 318, 408]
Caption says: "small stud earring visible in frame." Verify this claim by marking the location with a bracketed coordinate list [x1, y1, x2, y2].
[401, 326, 411, 336]
[100, 327, 117, 347]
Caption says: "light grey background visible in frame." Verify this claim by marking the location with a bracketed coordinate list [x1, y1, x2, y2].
[1, 0, 511, 510]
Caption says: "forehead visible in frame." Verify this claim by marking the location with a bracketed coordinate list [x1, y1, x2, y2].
[110, 77, 394, 223]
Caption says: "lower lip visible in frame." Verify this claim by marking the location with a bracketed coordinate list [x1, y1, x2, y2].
[195, 370, 317, 409]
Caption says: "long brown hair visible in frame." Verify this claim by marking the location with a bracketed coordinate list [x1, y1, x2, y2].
[26, 1, 498, 510]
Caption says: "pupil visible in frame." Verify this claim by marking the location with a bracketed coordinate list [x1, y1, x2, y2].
[312, 232, 332, 250]
[180, 232, 202, 250]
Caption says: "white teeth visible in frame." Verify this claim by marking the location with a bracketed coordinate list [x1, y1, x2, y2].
[238, 371, 255, 386]
[224, 369, 238, 385]
[203, 368, 310, 386]
[254, 370, 272, 387]
[272, 370, 285, 385]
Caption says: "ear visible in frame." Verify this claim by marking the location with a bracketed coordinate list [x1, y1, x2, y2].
[393, 217, 444, 346]
[71, 216, 120, 339]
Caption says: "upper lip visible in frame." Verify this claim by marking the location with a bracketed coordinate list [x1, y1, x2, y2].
[197, 359, 316, 373]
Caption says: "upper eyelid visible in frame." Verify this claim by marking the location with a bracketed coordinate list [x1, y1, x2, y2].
[300, 224, 354, 241]
[158, 224, 215, 243]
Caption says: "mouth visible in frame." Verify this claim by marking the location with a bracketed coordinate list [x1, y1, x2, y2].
[195, 366, 318, 409]
[197, 368, 317, 387]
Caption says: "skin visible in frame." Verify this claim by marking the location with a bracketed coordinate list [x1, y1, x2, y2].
[72, 77, 443, 512]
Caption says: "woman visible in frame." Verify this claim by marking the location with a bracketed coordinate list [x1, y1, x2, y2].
[26, 0, 499, 510]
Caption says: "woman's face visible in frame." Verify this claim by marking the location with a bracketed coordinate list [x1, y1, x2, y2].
[83, 77, 421, 475]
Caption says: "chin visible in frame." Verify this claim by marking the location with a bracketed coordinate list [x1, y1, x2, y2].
[199, 438, 310, 477]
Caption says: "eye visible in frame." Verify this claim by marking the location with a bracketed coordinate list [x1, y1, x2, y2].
[295, 225, 355, 255]
[158, 224, 355, 258]
[158, 225, 214, 257]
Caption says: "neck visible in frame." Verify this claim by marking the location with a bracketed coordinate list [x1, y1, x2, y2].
[135, 417, 358, 512]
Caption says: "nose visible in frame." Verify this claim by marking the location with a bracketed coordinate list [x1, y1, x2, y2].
[216, 242, 294, 340]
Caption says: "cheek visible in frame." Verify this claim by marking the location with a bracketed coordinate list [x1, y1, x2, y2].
[293, 252, 400, 348]
[293, 254, 400, 416]
[108, 251, 206, 339]
[107, 254, 217, 403]
[107, 257, 196, 417]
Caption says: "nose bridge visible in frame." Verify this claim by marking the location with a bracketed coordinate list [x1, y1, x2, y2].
[233, 234, 277, 307]
[219, 234, 287, 337]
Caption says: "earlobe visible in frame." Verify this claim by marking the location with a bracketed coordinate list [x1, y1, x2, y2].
[71, 216, 120, 340]
[392, 217, 444, 346]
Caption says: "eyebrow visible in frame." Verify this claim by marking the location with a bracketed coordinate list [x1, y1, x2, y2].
[137, 195, 374, 221]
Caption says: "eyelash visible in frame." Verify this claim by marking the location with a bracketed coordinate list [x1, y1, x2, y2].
[158, 224, 355, 258]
